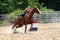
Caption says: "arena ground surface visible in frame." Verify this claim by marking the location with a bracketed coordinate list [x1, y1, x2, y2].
[0, 23, 60, 40]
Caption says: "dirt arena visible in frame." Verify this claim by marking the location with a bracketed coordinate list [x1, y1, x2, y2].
[0, 23, 60, 40]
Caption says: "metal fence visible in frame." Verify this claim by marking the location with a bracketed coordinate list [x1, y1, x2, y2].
[34, 11, 60, 23]
[1, 11, 60, 23]
[0, 14, 8, 20]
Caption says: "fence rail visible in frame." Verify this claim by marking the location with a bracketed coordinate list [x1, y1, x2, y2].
[34, 11, 60, 23]
[1, 11, 60, 23]
[0, 14, 8, 20]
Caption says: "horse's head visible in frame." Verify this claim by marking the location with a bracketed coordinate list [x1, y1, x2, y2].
[33, 6, 41, 14]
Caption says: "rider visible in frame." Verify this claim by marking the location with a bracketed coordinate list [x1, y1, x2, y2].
[20, 6, 31, 17]
[24, 6, 31, 15]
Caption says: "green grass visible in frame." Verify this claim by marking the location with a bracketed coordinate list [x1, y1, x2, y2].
[0, 20, 9, 27]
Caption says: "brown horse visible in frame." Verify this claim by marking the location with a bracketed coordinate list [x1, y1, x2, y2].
[12, 6, 41, 33]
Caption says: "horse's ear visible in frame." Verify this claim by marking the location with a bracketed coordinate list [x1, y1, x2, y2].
[34, 6, 37, 8]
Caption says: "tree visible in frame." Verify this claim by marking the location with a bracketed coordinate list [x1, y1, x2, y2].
[38, 0, 60, 11]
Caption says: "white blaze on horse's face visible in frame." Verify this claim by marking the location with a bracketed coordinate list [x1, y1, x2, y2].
[36, 7, 41, 14]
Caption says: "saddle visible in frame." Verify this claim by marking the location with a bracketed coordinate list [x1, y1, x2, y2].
[19, 14, 25, 19]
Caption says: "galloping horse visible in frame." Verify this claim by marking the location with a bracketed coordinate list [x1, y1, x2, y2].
[12, 6, 41, 33]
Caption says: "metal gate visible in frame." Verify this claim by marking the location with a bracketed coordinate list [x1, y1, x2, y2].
[33, 11, 60, 23]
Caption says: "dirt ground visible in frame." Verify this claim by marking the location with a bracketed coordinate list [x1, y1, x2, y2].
[0, 23, 60, 40]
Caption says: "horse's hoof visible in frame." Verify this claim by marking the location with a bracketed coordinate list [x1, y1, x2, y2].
[25, 31, 27, 33]
[12, 31, 16, 34]
[12, 30, 16, 34]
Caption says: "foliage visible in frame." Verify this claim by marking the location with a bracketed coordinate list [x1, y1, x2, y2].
[0, 21, 3, 25]
[38, 0, 60, 11]
[8, 9, 23, 21]
[40, 7, 54, 12]
[0, 20, 10, 27]
[0, 0, 57, 14]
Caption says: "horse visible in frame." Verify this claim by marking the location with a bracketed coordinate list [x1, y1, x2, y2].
[12, 6, 41, 33]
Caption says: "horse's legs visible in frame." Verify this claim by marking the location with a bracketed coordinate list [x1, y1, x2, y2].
[31, 23, 33, 29]
[12, 24, 17, 33]
[25, 25, 27, 33]
[14, 26, 17, 31]
[12, 24, 16, 29]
